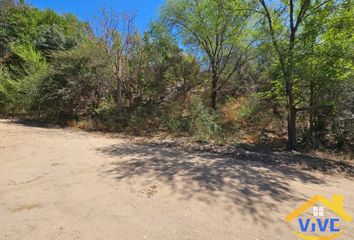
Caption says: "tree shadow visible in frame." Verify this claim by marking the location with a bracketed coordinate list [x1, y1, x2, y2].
[173, 141, 354, 177]
[1, 118, 65, 129]
[96, 142, 327, 226]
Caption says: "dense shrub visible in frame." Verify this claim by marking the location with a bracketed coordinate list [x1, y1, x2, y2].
[188, 97, 221, 141]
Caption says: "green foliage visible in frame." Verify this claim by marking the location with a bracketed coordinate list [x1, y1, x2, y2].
[0, 44, 48, 113]
[236, 95, 261, 119]
[189, 97, 220, 141]
[0, 1, 87, 117]
[0, 3, 85, 65]
[0, 0, 352, 151]
[162, 0, 251, 109]
[93, 96, 117, 130]
[12, 44, 47, 112]
[166, 116, 189, 133]
[0, 65, 12, 111]
[163, 103, 189, 133]
[35, 24, 69, 52]
[36, 42, 108, 120]
[141, 21, 197, 102]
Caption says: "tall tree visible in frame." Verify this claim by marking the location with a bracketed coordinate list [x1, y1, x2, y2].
[162, 0, 251, 109]
[294, 0, 354, 146]
[141, 22, 200, 103]
[257, 0, 333, 150]
[97, 8, 136, 115]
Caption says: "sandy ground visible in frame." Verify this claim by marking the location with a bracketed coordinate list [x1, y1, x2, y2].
[0, 119, 353, 240]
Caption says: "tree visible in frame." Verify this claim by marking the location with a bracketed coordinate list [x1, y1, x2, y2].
[0, 3, 85, 65]
[37, 42, 109, 119]
[0, 0, 18, 19]
[162, 0, 251, 110]
[257, 0, 334, 150]
[141, 22, 200, 103]
[0, 2, 87, 115]
[97, 8, 137, 115]
[10, 44, 48, 113]
[294, 0, 354, 147]
[1, 0, 352, 149]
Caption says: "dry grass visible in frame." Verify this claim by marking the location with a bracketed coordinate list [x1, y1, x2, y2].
[219, 96, 287, 146]
[310, 150, 354, 165]
[220, 96, 247, 123]
[67, 119, 94, 130]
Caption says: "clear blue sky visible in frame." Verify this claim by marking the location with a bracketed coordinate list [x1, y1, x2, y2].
[27, 0, 166, 33]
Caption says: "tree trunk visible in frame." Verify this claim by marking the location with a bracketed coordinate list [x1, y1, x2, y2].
[286, 76, 296, 150]
[287, 105, 297, 150]
[309, 81, 314, 140]
[116, 78, 122, 115]
[211, 69, 218, 110]
[116, 58, 122, 115]
[286, 28, 297, 150]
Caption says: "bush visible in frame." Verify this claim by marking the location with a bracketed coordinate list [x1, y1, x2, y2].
[10, 44, 48, 113]
[127, 106, 146, 132]
[189, 97, 221, 141]
[166, 116, 189, 133]
[162, 103, 189, 134]
[0, 66, 11, 112]
[236, 94, 261, 119]
[93, 97, 117, 130]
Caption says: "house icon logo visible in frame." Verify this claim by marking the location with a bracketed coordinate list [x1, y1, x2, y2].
[285, 195, 352, 240]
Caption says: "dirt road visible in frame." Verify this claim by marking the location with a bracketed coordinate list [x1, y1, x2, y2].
[0, 119, 353, 240]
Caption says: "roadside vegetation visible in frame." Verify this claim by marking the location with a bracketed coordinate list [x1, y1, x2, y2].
[0, 0, 353, 156]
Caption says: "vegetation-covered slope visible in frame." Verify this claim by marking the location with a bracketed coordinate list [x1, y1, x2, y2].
[0, 0, 353, 152]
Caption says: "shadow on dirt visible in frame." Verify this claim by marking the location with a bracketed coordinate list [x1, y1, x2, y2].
[7, 118, 353, 176]
[180, 141, 354, 177]
[96, 142, 328, 226]
[1, 118, 65, 129]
